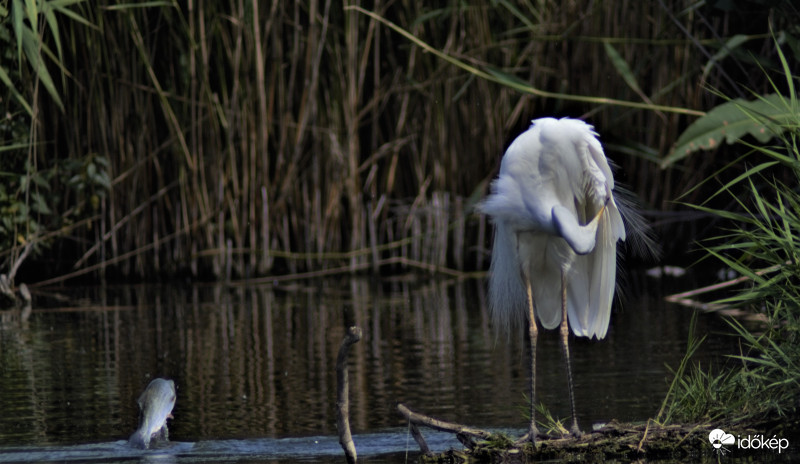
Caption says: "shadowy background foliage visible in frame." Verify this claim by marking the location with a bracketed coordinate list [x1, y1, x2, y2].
[1, 0, 799, 284]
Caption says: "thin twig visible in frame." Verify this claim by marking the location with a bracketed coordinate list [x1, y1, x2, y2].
[637, 418, 653, 453]
[8, 241, 34, 282]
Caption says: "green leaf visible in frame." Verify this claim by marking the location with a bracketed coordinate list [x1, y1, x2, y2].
[495, 0, 540, 31]
[103, 2, 175, 11]
[603, 42, 644, 97]
[24, 0, 38, 27]
[68, 173, 83, 188]
[0, 66, 33, 115]
[50, 0, 90, 8]
[702, 34, 749, 80]
[31, 192, 52, 215]
[21, 25, 65, 111]
[42, 4, 64, 69]
[663, 93, 793, 167]
[50, 0, 94, 29]
[12, 0, 24, 66]
[93, 155, 109, 167]
[93, 170, 111, 190]
[30, 171, 51, 190]
[485, 66, 530, 88]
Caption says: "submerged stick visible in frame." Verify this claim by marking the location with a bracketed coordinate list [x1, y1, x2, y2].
[336, 326, 362, 464]
[665, 261, 787, 312]
[408, 422, 430, 454]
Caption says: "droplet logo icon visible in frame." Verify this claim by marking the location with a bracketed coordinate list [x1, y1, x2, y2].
[709, 428, 735, 450]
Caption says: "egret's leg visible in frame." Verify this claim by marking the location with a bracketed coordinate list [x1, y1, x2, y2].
[525, 274, 540, 444]
[560, 269, 582, 437]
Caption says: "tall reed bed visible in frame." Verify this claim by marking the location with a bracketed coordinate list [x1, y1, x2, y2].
[5, 1, 795, 281]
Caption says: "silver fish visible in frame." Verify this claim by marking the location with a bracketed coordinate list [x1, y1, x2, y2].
[128, 378, 176, 449]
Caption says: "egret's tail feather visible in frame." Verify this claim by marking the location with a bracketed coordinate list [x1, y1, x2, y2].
[614, 187, 660, 261]
[487, 221, 528, 335]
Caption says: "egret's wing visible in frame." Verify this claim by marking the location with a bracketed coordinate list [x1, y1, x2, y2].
[567, 127, 626, 339]
[568, 198, 624, 339]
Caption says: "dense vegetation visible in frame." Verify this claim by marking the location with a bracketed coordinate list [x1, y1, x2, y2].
[659, 55, 800, 435]
[0, 1, 798, 286]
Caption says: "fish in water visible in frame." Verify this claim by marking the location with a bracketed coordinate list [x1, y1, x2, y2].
[128, 378, 176, 449]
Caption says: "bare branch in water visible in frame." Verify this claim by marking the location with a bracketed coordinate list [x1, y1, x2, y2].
[337, 326, 362, 464]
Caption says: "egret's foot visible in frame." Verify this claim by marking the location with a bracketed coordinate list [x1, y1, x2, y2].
[528, 424, 540, 445]
[570, 423, 583, 438]
[514, 424, 541, 447]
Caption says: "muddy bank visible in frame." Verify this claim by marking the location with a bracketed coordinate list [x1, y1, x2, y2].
[427, 421, 705, 462]
[403, 404, 799, 462]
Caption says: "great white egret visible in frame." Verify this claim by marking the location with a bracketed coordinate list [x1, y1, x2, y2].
[479, 117, 629, 444]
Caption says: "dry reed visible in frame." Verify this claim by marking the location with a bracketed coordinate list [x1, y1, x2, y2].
[11, 0, 797, 282]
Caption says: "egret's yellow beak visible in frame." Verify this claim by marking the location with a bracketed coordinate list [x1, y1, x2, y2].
[593, 197, 609, 222]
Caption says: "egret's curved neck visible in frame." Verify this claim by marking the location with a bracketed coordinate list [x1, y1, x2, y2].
[551, 204, 605, 255]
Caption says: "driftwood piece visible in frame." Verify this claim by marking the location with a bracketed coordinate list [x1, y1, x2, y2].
[398, 404, 493, 441]
[336, 326, 362, 464]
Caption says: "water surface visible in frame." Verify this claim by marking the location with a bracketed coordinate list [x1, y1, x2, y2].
[0, 274, 736, 462]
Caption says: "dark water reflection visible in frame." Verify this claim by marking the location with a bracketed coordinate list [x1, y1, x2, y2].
[0, 275, 736, 460]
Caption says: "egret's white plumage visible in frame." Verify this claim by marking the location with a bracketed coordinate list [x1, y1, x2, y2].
[478, 117, 629, 442]
[480, 117, 625, 338]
